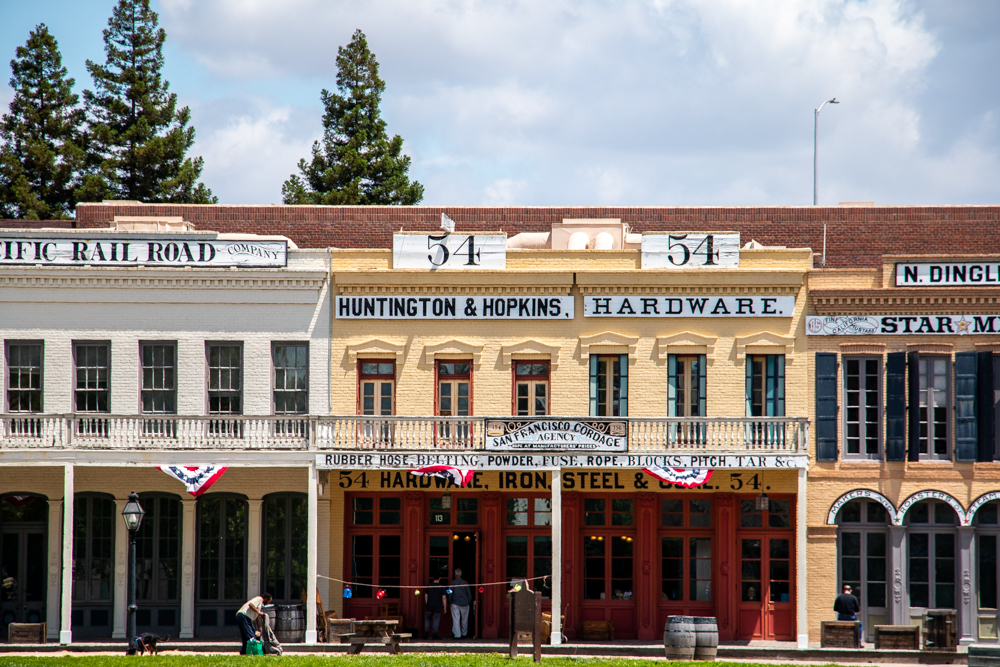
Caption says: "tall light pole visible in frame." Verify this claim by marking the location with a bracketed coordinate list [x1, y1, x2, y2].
[121, 492, 145, 655]
[813, 97, 839, 205]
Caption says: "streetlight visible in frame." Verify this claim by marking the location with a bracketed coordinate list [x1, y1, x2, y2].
[121, 492, 145, 655]
[813, 97, 839, 205]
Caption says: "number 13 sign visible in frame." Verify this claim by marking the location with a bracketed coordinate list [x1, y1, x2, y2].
[393, 233, 507, 269]
[641, 232, 740, 269]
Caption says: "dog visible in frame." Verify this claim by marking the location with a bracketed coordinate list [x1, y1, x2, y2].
[130, 633, 167, 655]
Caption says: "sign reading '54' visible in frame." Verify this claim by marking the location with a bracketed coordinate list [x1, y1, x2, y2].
[393, 233, 506, 269]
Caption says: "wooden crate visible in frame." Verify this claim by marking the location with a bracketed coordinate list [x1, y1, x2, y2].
[874, 625, 921, 650]
[8, 622, 46, 644]
[821, 620, 860, 648]
[327, 618, 355, 643]
[581, 621, 614, 641]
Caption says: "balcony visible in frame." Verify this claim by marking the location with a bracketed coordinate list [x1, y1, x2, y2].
[0, 415, 808, 454]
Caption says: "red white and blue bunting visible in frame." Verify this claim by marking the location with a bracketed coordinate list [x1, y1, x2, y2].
[643, 466, 713, 489]
[409, 465, 476, 487]
[157, 465, 228, 496]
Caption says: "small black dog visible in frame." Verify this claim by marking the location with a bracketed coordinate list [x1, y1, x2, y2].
[129, 633, 166, 655]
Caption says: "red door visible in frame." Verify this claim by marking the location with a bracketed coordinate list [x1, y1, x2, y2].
[737, 535, 794, 640]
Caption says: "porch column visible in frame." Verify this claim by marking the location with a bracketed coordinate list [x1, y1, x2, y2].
[958, 525, 976, 645]
[60, 464, 74, 645]
[317, 489, 331, 610]
[179, 498, 196, 639]
[796, 467, 808, 648]
[246, 499, 263, 599]
[112, 496, 129, 639]
[305, 462, 318, 644]
[636, 492, 657, 640]
[480, 492, 502, 638]
[889, 525, 906, 624]
[550, 469, 562, 645]
[46, 499, 62, 640]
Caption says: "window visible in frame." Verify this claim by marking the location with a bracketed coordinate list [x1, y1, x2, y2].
[72, 494, 115, 603]
[359, 361, 394, 416]
[591, 355, 627, 416]
[350, 496, 402, 526]
[207, 344, 242, 415]
[263, 495, 308, 603]
[347, 495, 403, 600]
[437, 361, 471, 443]
[660, 499, 713, 603]
[505, 536, 553, 598]
[514, 362, 549, 416]
[6, 342, 43, 413]
[582, 495, 635, 602]
[506, 497, 552, 526]
[135, 495, 181, 608]
[140, 343, 176, 414]
[906, 501, 957, 609]
[918, 356, 950, 459]
[837, 500, 890, 636]
[74, 343, 110, 413]
[747, 354, 785, 417]
[197, 495, 247, 603]
[844, 357, 881, 459]
[668, 355, 706, 417]
[977, 502, 1000, 638]
[273, 344, 308, 414]
[429, 496, 478, 526]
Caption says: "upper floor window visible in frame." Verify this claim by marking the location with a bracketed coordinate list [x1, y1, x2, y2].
[514, 362, 549, 416]
[140, 342, 176, 414]
[668, 354, 706, 417]
[747, 354, 784, 417]
[207, 344, 242, 415]
[844, 357, 881, 459]
[590, 355, 628, 417]
[437, 361, 471, 417]
[5, 341, 42, 413]
[359, 361, 394, 416]
[273, 343, 308, 414]
[74, 342, 110, 413]
[917, 356, 949, 460]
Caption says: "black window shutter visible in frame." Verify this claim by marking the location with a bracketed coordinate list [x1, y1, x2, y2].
[979, 351, 996, 462]
[955, 351, 978, 462]
[815, 353, 839, 461]
[885, 352, 907, 461]
[907, 352, 920, 462]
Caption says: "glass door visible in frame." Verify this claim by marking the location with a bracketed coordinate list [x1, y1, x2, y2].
[426, 531, 479, 639]
[1, 527, 46, 637]
[738, 536, 794, 640]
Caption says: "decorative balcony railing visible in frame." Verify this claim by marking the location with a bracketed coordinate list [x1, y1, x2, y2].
[0, 414, 808, 454]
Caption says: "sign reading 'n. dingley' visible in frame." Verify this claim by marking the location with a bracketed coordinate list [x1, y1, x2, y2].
[318, 452, 807, 470]
[896, 262, 1000, 287]
[641, 233, 740, 269]
[485, 418, 628, 452]
[807, 314, 1000, 336]
[393, 233, 506, 270]
[0, 236, 287, 267]
[585, 295, 794, 317]
[337, 295, 574, 319]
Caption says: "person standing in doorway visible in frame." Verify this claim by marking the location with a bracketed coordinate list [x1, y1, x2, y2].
[449, 568, 472, 639]
[236, 592, 272, 654]
[424, 574, 447, 640]
[834, 584, 863, 643]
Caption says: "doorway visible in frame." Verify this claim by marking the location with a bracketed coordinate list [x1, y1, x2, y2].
[427, 531, 478, 638]
[0, 494, 48, 641]
[737, 536, 794, 640]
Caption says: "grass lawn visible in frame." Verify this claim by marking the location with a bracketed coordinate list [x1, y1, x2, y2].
[0, 657, 850, 667]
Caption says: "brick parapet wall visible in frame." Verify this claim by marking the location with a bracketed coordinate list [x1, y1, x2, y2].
[73, 204, 1000, 268]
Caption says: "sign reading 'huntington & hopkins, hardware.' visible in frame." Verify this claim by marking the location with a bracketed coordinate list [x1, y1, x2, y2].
[0, 236, 287, 267]
[584, 295, 794, 317]
[336, 295, 574, 319]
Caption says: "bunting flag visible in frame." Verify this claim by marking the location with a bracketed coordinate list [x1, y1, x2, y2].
[643, 466, 714, 489]
[157, 465, 228, 496]
[409, 465, 476, 487]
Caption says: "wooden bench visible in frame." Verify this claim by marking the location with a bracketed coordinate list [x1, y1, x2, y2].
[874, 624, 921, 650]
[343, 620, 406, 655]
[8, 623, 46, 644]
[821, 620, 860, 648]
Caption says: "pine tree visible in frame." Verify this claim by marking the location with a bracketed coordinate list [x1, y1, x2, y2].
[0, 24, 85, 219]
[283, 29, 423, 205]
[78, 0, 215, 204]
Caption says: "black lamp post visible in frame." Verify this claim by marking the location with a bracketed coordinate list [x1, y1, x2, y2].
[121, 492, 145, 655]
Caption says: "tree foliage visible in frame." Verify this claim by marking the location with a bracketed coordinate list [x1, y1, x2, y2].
[78, 0, 215, 203]
[0, 24, 85, 219]
[283, 29, 423, 205]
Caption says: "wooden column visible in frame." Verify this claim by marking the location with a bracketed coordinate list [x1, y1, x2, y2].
[401, 492, 424, 629]
[179, 498, 196, 639]
[636, 493, 658, 640]
[46, 499, 63, 641]
[60, 464, 74, 645]
[716, 493, 735, 641]
[561, 491, 580, 640]
[480, 492, 502, 638]
[550, 469, 563, 644]
[305, 463, 318, 644]
[112, 497, 128, 639]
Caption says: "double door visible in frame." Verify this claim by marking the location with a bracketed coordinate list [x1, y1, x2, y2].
[1, 526, 46, 638]
[738, 535, 794, 640]
[427, 531, 478, 639]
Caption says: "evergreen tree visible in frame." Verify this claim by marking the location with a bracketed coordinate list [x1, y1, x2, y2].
[283, 29, 423, 205]
[0, 24, 85, 219]
[79, 0, 215, 203]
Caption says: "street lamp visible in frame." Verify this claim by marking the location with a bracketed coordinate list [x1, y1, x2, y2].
[813, 97, 839, 206]
[121, 492, 145, 655]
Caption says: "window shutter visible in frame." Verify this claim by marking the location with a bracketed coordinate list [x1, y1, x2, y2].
[955, 352, 978, 462]
[978, 351, 996, 462]
[907, 352, 920, 462]
[667, 354, 678, 417]
[745, 357, 754, 417]
[619, 353, 629, 417]
[815, 352, 839, 462]
[589, 354, 598, 417]
[697, 354, 707, 417]
[885, 352, 907, 461]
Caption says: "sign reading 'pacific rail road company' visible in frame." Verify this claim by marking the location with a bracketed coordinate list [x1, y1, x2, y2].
[584, 295, 794, 317]
[336, 295, 574, 319]
[807, 314, 1000, 335]
[317, 453, 807, 470]
[896, 262, 1000, 286]
[485, 418, 628, 452]
[0, 236, 287, 267]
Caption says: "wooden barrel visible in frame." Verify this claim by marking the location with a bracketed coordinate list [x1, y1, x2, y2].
[262, 604, 276, 629]
[663, 615, 696, 660]
[693, 616, 719, 661]
[275, 604, 305, 643]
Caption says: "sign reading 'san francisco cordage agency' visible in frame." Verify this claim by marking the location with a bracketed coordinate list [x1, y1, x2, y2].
[896, 262, 1000, 286]
[393, 233, 506, 270]
[336, 295, 574, 319]
[485, 418, 628, 452]
[0, 236, 287, 267]
[641, 233, 740, 269]
[807, 314, 1000, 335]
[584, 295, 793, 317]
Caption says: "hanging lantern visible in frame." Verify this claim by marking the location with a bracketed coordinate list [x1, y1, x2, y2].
[479, 586, 485, 593]
[376, 588, 387, 599]
[414, 589, 421, 596]
[343, 587, 352, 599]
[441, 493, 452, 510]
[755, 492, 770, 512]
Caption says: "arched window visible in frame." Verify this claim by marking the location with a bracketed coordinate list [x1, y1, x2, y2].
[836, 499, 890, 638]
[136, 493, 181, 635]
[72, 493, 115, 638]
[905, 501, 958, 611]
[976, 501, 1000, 641]
[262, 493, 308, 603]
[196, 494, 247, 638]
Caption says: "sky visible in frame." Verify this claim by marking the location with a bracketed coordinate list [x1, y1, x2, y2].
[0, 0, 998, 207]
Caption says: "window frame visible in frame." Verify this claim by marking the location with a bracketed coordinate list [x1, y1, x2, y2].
[835, 499, 890, 639]
[72, 341, 111, 414]
[512, 360, 550, 416]
[916, 354, 951, 461]
[747, 354, 785, 417]
[344, 493, 404, 601]
[581, 494, 636, 603]
[135, 492, 182, 606]
[658, 497, 714, 606]
[262, 492, 309, 603]
[435, 359, 473, 417]
[842, 355, 883, 460]
[357, 360, 395, 416]
[139, 341, 177, 415]
[5, 340, 44, 413]
[271, 342, 309, 415]
[904, 501, 958, 610]
[595, 355, 624, 417]
[205, 342, 244, 416]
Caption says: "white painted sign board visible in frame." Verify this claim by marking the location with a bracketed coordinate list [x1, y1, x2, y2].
[393, 233, 506, 269]
[584, 295, 793, 317]
[0, 237, 287, 267]
[642, 233, 740, 269]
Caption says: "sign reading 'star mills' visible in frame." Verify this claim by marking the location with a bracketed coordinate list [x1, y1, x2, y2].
[896, 262, 1000, 286]
[0, 237, 287, 267]
[485, 418, 628, 452]
[584, 295, 793, 317]
[807, 314, 1000, 335]
[337, 295, 574, 319]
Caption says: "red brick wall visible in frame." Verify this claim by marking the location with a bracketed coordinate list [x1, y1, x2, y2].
[0, 220, 75, 229]
[73, 204, 1000, 268]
